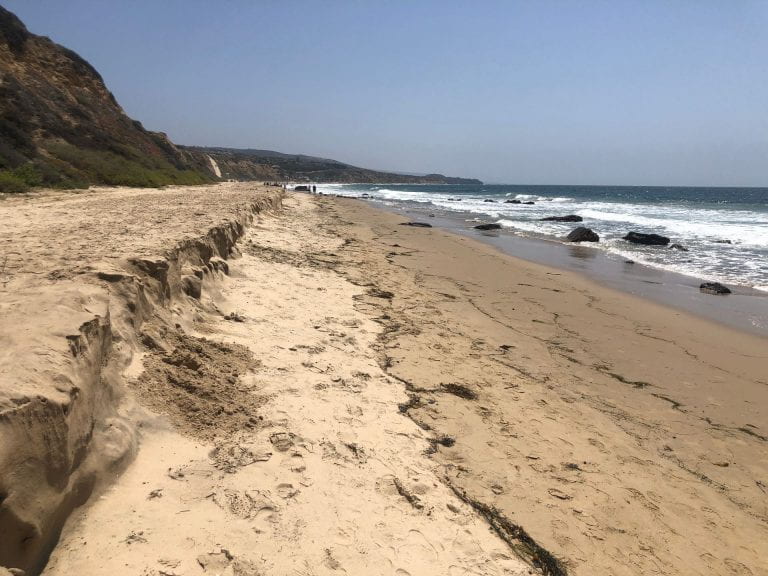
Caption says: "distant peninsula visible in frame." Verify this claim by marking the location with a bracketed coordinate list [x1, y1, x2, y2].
[185, 147, 482, 185]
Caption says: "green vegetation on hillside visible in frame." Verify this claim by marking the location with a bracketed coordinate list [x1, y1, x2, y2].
[0, 145, 211, 193]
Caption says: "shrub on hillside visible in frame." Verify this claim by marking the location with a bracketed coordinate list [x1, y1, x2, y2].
[0, 171, 29, 193]
[46, 143, 211, 188]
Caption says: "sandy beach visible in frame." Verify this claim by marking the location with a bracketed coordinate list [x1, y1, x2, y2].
[2, 185, 766, 576]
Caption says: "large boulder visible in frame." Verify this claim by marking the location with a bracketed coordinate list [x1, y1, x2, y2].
[623, 231, 670, 246]
[541, 215, 583, 222]
[700, 282, 731, 295]
[474, 223, 502, 231]
[566, 227, 599, 242]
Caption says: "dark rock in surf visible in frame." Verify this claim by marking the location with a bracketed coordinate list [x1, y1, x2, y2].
[623, 231, 670, 246]
[713, 239, 732, 244]
[566, 227, 599, 243]
[474, 223, 502, 231]
[522, 201, 535, 205]
[700, 282, 731, 295]
[483, 199, 496, 203]
[669, 243, 688, 252]
[399, 222, 432, 228]
[541, 215, 583, 222]
[505, 199, 522, 204]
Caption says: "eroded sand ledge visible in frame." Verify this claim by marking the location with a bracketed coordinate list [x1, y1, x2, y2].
[3, 189, 767, 576]
[0, 184, 282, 574]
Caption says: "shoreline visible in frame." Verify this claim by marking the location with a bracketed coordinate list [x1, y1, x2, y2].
[355, 195, 768, 338]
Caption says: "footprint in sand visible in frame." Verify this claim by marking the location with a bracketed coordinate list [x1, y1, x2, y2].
[397, 529, 440, 562]
[252, 505, 278, 535]
[276, 483, 299, 499]
[282, 451, 306, 473]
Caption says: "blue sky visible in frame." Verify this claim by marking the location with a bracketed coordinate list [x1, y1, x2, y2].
[5, 1, 768, 185]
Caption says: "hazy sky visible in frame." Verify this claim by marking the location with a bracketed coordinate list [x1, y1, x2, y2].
[5, 1, 768, 186]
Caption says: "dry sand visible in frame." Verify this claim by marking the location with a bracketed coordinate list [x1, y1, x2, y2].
[2, 187, 766, 575]
[41, 192, 533, 576]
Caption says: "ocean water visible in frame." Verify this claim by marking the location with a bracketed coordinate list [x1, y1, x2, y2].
[316, 183, 768, 292]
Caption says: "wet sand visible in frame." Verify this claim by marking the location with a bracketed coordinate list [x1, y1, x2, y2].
[376, 200, 768, 337]
[5, 188, 766, 575]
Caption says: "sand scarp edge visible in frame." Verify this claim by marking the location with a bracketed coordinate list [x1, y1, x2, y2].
[0, 190, 283, 575]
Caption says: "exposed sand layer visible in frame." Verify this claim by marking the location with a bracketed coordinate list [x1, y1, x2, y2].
[5, 190, 767, 576]
[0, 184, 282, 574]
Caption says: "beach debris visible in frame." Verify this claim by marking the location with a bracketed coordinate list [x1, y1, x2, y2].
[541, 215, 583, 222]
[448, 485, 568, 576]
[224, 311, 246, 322]
[623, 231, 670, 246]
[441, 382, 478, 400]
[700, 282, 731, 295]
[474, 223, 502, 231]
[426, 435, 457, 454]
[566, 227, 599, 242]
[367, 287, 394, 299]
[399, 221, 433, 228]
[669, 243, 689, 251]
